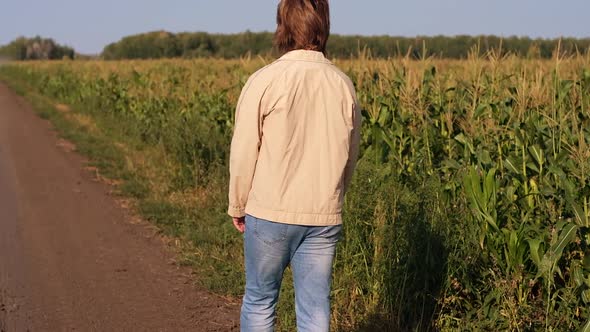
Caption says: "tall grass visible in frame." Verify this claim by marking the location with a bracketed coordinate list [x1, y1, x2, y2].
[1, 51, 589, 331]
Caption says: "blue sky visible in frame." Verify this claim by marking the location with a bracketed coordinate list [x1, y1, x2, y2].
[1, 0, 587, 54]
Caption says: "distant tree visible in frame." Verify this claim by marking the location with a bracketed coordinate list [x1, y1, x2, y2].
[0, 36, 75, 60]
[99, 31, 590, 60]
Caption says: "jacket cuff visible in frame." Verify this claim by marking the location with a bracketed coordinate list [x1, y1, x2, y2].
[228, 205, 246, 218]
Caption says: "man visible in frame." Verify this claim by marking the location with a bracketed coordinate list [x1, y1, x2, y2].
[228, 1, 361, 331]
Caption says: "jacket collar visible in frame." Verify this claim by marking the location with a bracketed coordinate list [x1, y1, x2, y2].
[279, 50, 331, 64]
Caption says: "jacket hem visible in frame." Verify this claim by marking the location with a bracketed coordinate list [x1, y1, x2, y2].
[245, 203, 343, 226]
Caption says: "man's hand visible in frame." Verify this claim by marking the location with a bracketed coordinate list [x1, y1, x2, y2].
[233, 217, 246, 233]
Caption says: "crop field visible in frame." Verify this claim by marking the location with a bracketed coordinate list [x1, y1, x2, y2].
[1, 52, 590, 331]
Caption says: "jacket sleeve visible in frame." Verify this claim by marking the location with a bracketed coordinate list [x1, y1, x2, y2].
[227, 76, 267, 218]
[343, 102, 362, 193]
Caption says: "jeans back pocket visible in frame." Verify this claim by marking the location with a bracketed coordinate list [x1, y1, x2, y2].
[252, 216, 289, 246]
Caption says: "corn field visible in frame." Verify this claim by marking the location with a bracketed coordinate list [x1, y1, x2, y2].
[1, 51, 590, 331]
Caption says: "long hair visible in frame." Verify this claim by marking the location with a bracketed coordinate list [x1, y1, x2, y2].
[275, 0, 330, 54]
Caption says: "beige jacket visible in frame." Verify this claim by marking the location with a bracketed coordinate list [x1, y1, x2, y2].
[227, 50, 361, 226]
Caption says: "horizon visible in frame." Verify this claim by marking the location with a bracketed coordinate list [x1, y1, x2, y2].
[5, 30, 590, 57]
[1, 0, 588, 54]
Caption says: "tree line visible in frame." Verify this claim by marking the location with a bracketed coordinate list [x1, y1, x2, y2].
[0, 37, 75, 60]
[102, 31, 590, 60]
[2, 32, 589, 61]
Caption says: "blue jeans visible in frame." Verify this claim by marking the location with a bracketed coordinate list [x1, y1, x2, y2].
[241, 215, 342, 332]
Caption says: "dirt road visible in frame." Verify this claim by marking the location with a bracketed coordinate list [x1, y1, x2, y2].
[0, 83, 239, 331]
